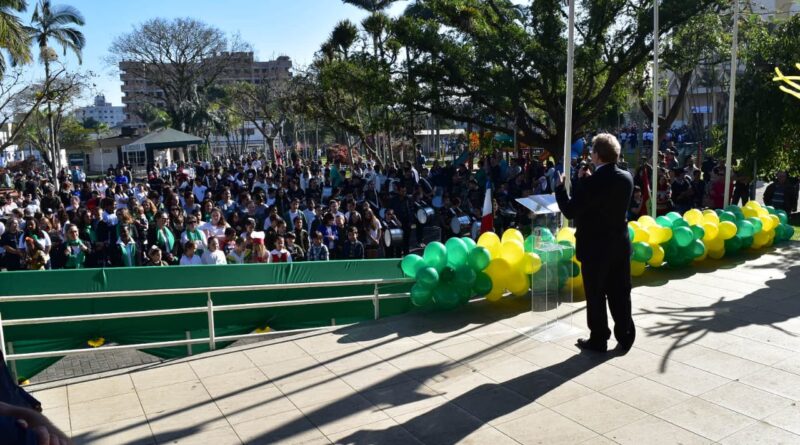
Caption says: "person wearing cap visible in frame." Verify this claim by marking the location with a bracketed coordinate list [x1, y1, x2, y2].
[248, 231, 270, 263]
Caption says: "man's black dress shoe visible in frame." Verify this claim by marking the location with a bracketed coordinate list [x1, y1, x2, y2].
[576, 338, 607, 353]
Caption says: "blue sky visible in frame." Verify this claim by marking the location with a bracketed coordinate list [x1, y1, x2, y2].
[35, 0, 410, 106]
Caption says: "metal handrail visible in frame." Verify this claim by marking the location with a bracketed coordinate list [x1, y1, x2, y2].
[0, 277, 412, 303]
[0, 277, 415, 371]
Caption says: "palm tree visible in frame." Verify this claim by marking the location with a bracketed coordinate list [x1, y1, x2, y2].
[28, 0, 85, 188]
[0, 0, 32, 76]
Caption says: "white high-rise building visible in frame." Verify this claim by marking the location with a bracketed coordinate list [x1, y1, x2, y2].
[73, 95, 126, 127]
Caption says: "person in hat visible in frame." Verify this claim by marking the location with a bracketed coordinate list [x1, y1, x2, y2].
[669, 167, 693, 214]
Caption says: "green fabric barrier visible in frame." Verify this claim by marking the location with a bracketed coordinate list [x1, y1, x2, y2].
[0, 260, 412, 380]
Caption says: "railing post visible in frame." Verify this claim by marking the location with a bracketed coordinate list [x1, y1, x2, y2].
[207, 293, 216, 351]
[0, 312, 5, 363]
[7, 343, 17, 381]
[185, 331, 193, 356]
[373, 283, 380, 320]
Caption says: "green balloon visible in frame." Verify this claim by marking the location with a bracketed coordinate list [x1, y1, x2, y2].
[423, 242, 448, 271]
[777, 210, 789, 225]
[455, 265, 477, 286]
[746, 217, 763, 233]
[632, 241, 654, 262]
[473, 272, 493, 295]
[666, 212, 683, 222]
[401, 254, 425, 278]
[439, 266, 456, 283]
[740, 235, 753, 248]
[433, 286, 460, 310]
[628, 226, 635, 241]
[785, 225, 796, 240]
[725, 236, 743, 253]
[468, 247, 491, 271]
[673, 226, 694, 248]
[570, 261, 581, 277]
[445, 237, 469, 268]
[671, 219, 689, 229]
[557, 240, 575, 262]
[690, 239, 706, 258]
[736, 220, 755, 238]
[524, 235, 536, 252]
[417, 267, 440, 289]
[690, 225, 705, 241]
[538, 228, 555, 242]
[410, 284, 433, 307]
[461, 236, 477, 251]
[766, 206, 776, 214]
[454, 283, 473, 304]
[725, 205, 744, 221]
[656, 216, 674, 228]
[719, 211, 737, 223]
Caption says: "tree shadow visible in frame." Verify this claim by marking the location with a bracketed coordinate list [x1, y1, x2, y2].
[637, 246, 800, 372]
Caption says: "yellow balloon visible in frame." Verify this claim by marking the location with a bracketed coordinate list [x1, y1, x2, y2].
[683, 209, 704, 226]
[708, 248, 725, 259]
[631, 261, 646, 277]
[659, 226, 673, 243]
[485, 258, 512, 288]
[501, 228, 524, 245]
[633, 228, 650, 243]
[500, 239, 525, 267]
[769, 214, 781, 228]
[744, 200, 761, 210]
[646, 226, 662, 244]
[556, 227, 577, 245]
[753, 230, 769, 248]
[701, 223, 719, 241]
[756, 207, 769, 218]
[706, 236, 724, 252]
[485, 286, 505, 302]
[507, 273, 530, 296]
[719, 221, 738, 240]
[523, 252, 542, 275]
[638, 215, 657, 228]
[478, 232, 502, 258]
[759, 216, 774, 232]
[702, 212, 720, 225]
[742, 207, 758, 219]
[648, 244, 665, 267]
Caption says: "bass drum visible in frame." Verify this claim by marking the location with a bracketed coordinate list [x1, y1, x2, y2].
[450, 215, 472, 235]
[416, 207, 435, 225]
[384, 228, 403, 248]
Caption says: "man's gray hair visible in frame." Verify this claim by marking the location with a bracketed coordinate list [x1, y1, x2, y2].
[592, 133, 621, 163]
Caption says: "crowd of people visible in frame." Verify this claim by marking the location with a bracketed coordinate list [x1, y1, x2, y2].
[0, 139, 795, 271]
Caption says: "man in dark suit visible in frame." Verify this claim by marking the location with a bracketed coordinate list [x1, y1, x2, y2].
[556, 133, 635, 353]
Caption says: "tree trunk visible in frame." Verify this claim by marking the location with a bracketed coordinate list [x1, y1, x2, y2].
[43, 55, 60, 190]
[640, 70, 694, 142]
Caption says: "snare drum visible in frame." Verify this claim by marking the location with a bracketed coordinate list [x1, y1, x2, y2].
[471, 221, 481, 239]
[416, 206, 435, 224]
[450, 215, 472, 235]
[384, 228, 403, 247]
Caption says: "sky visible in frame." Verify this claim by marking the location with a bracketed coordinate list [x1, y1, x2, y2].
[34, 0, 411, 106]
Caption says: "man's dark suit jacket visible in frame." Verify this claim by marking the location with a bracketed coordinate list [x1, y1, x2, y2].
[555, 164, 634, 263]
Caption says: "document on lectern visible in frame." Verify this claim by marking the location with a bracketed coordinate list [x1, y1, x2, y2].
[515, 194, 560, 215]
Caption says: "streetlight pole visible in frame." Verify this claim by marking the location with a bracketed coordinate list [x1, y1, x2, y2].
[562, 0, 576, 195]
[723, 0, 740, 207]
[651, 0, 660, 217]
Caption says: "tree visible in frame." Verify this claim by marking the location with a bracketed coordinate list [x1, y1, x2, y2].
[389, 0, 723, 157]
[29, 0, 85, 186]
[226, 78, 290, 161]
[0, 67, 62, 150]
[636, 11, 728, 141]
[0, 0, 32, 76]
[731, 14, 800, 177]
[107, 18, 250, 134]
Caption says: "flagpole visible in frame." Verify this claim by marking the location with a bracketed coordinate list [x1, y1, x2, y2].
[723, 0, 740, 207]
[562, 0, 576, 227]
[651, 0, 660, 217]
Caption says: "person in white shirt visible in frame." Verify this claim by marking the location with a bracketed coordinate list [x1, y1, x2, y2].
[192, 178, 208, 202]
[202, 237, 227, 265]
[179, 240, 203, 265]
[198, 208, 228, 242]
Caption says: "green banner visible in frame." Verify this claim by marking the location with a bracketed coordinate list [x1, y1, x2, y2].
[0, 260, 412, 380]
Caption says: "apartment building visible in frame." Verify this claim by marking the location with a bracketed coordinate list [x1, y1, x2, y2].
[119, 53, 292, 128]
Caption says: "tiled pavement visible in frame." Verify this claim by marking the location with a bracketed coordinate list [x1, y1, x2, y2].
[24, 243, 800, 444]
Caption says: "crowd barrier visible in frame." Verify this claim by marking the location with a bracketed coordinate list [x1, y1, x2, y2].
[0, 260, 414, 381]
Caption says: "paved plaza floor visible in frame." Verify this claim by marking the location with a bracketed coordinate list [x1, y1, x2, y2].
[24, 243, 800, 444]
